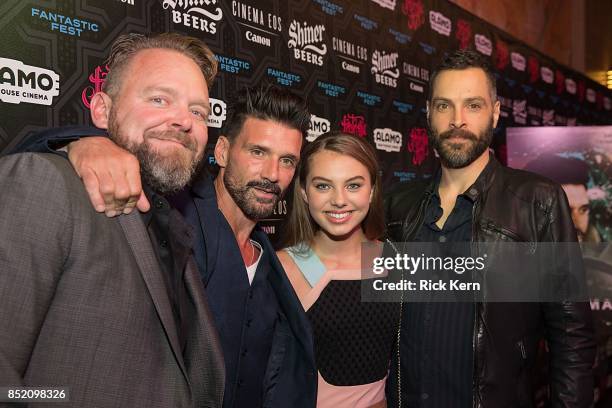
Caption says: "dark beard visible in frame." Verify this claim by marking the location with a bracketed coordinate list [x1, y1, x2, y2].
[222, 159, 282, 221]
[428, 117, 494, 169]
[108, 109, 201, 194]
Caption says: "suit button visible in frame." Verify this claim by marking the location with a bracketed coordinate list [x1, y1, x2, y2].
[246, 318, 252, 327]
[241, 349, 248, 357]
[155, 200, 165, 209]
[421, 393, 429, 400]
[438, 235, 447, 242]
[160, 240, 168, 248]
[237, 380, 243, 387]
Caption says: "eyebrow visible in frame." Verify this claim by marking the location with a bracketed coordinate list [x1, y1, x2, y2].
[311, 176, 366, 183]
[431, 96, 488, 105]
[247, 143, 299, 162]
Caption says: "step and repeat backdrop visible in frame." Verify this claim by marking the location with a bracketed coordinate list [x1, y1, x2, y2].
[2, 0, 612, 405]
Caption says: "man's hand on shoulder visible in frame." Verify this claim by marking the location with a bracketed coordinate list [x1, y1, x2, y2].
[67, 137, 150, 217]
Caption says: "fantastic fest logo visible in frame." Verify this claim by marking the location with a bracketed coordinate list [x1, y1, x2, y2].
[407, 127, 428, 166]
[307, 114, 331, 142]
[374, 127, 402, 152]
[162, 0, 223, 34]
[371, 50, 399, 88]
[401, 0, 424, 31]
[371, 0, 396, 10]
[0, 57, 60, 105]
[455, 19, 471, 49]
[288, 20, 327, 66]
[82, 65, 109, 109]
[340, 114, 367, 138]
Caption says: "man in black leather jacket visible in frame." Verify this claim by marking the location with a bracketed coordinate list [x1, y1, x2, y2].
[385, 50, 595, 407]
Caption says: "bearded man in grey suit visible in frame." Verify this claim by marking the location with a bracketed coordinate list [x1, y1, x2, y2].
[0, 33, 224, 407]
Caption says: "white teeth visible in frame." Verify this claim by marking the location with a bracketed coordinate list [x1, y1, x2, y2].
[328, 212, 349, 219]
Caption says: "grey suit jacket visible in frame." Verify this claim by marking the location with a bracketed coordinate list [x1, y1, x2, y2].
[0, 153, 224, 407]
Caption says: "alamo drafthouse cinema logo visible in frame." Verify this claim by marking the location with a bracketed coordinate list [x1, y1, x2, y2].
[288, 20, 327, 66]
[0, 58, 60, 106]
[163, 0, 223, 34]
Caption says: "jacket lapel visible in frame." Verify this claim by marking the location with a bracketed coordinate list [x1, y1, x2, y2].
[258, 230, 315, 361]
[117, 211, 189, 384]
[190, 174, 222, 286]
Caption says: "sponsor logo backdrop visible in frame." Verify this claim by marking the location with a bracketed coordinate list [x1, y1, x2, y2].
[1, 0, 611, 403]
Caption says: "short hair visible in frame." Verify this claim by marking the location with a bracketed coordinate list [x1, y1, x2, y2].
[281, 131, 385, 249]
[524, 154, 590, 186]
[221, 84, 310, 142]
[428, 49, 497, 103]
[102, 32, 217, 98]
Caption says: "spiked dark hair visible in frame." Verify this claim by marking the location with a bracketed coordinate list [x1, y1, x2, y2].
[221, 84, 311, 142]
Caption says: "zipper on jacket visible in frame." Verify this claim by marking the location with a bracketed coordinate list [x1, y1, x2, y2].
[471, 199, 482, 408]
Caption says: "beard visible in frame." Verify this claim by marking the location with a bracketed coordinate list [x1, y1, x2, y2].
[222, 159, 283, 221]
[428, 117, 494, 169]
[108, 109, 202, 194]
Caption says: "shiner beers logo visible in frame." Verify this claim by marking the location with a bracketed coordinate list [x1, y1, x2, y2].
[374, 127, 402, 152]
[371, 50, 399, 88]
[0, 58, 60, 105]
[288, 20, 327, 66]
[162, 0, 222, 34]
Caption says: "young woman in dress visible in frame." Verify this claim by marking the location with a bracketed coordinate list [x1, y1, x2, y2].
[277, 131, 401, 408]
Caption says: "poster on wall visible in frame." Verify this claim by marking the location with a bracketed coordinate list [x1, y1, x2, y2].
[507, 126, 612, 405]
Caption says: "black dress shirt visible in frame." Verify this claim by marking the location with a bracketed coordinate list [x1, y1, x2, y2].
[401, 177, 476, 408]
[141, 185, 193, 354]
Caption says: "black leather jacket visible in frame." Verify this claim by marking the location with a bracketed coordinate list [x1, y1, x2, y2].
[384, 156, 595, 408]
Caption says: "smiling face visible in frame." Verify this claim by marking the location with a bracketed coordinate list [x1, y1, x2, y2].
[302, 150, 373, 240]
[427, 67, 500, 169]
[101, 48, 210, 193]
[217, 117, 303, 220]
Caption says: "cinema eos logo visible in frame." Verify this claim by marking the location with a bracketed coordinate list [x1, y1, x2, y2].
[0, 58, 59, 105]
[371, 50, 399, 88]
[333, 36, 368, 75]
[371, 0, 396, 10]
[206, 98, 227, 128]
[429, 11, 451, 36]
[307, 114, 331, 142]
[288, 20, 327, 66]
[162, 0, 222, 34]
[374, 128, 402, 152]
[232, 1, 282, 47]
